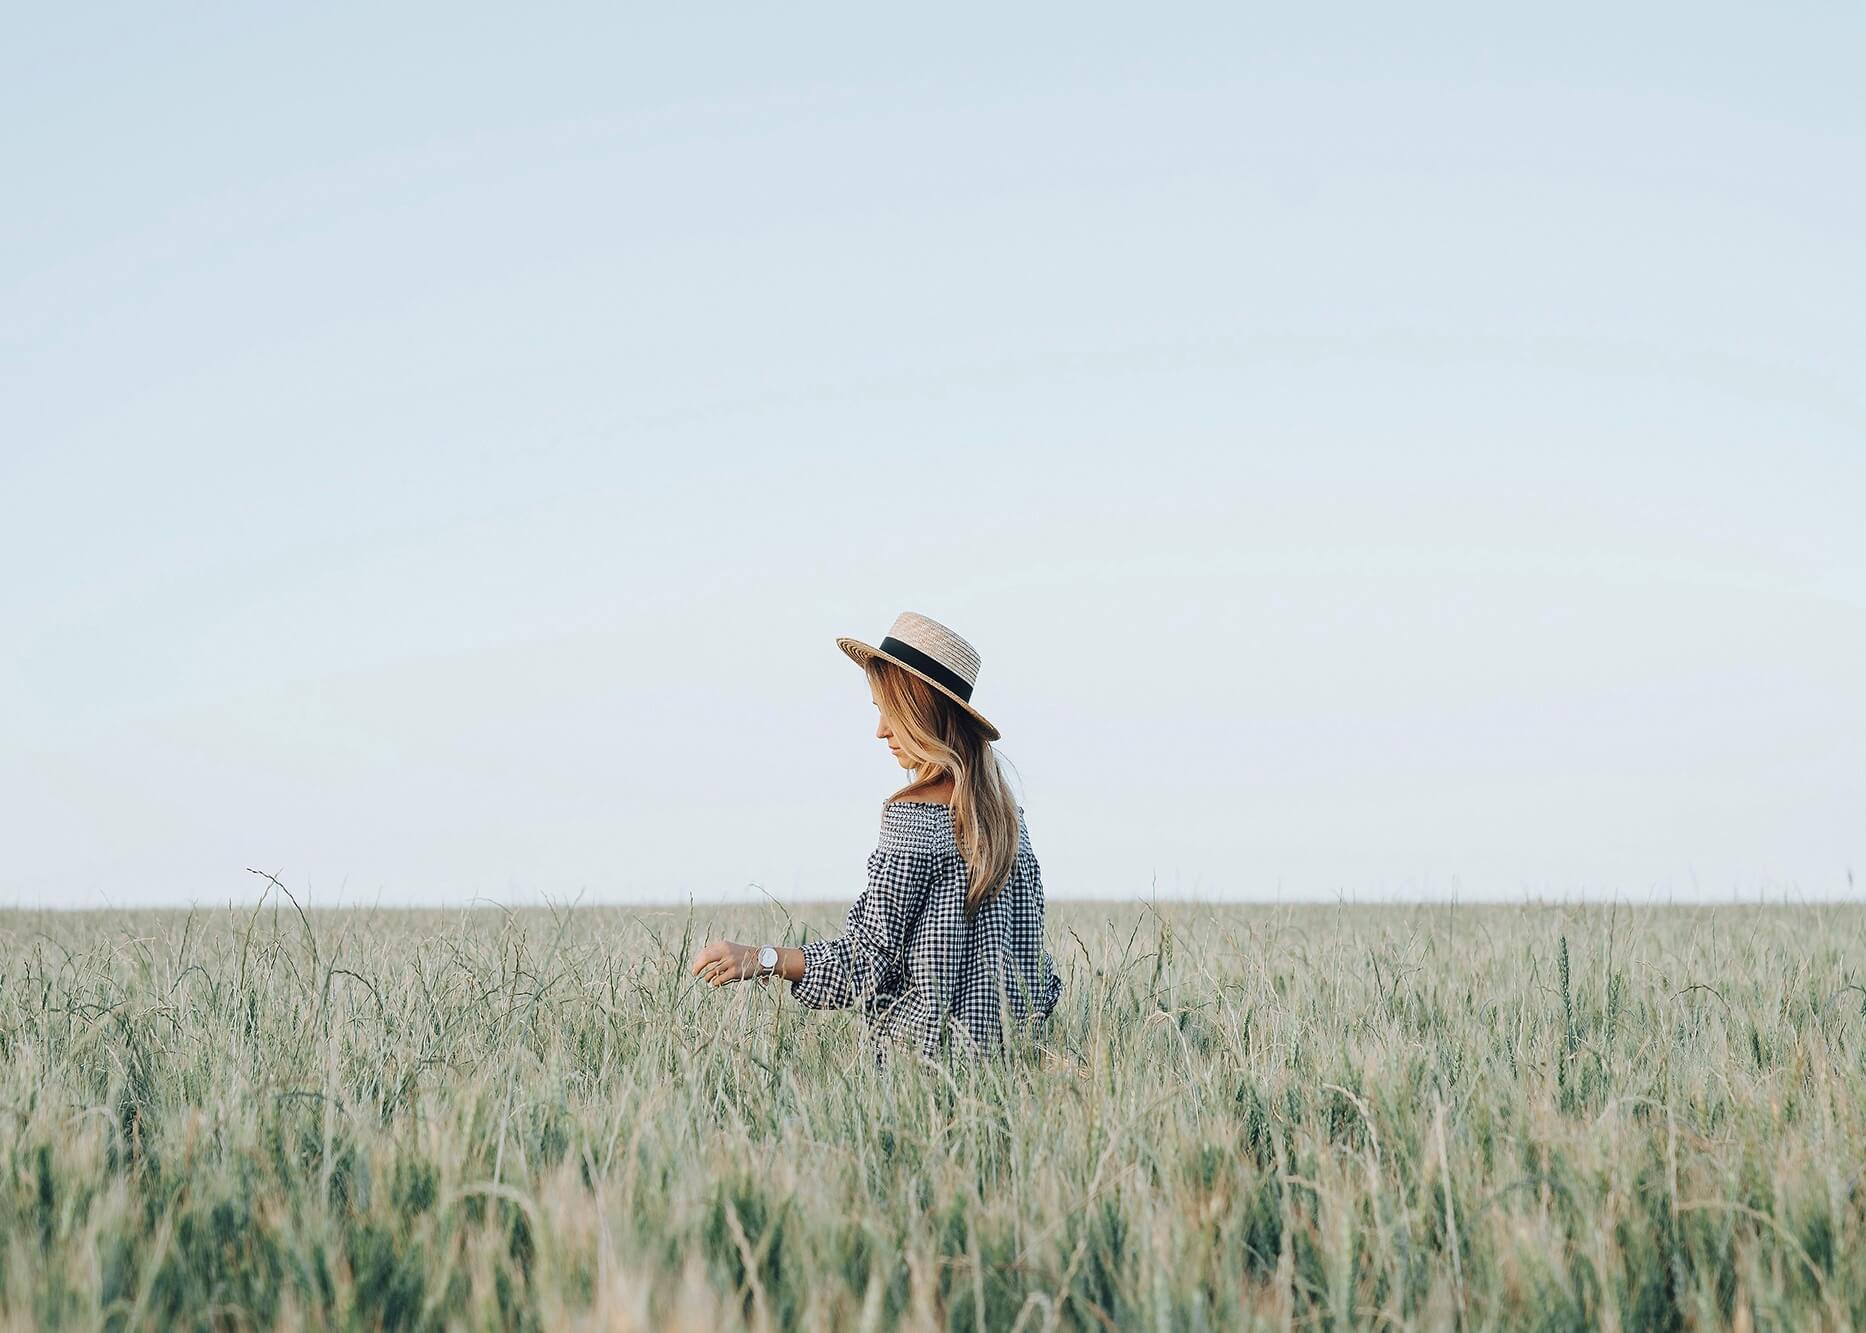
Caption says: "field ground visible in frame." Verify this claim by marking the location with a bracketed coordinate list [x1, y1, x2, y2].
[3, 899, 1865, 1330]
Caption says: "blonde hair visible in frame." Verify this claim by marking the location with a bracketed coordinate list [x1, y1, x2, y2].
[868, 658, 1021, 917]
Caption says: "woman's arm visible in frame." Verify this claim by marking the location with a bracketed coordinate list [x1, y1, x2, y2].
[686, 935, 894, 991]
[685, 942, 860, 987]
[690, 812, 933, 1002]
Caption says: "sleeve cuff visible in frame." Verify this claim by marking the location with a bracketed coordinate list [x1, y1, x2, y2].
[1039, 963, 1061, 1019]
[790, 938, 844, 1010]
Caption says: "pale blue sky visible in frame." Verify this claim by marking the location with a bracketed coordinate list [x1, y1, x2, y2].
[3, 3, 1861, 908]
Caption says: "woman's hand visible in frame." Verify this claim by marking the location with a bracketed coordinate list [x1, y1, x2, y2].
[689, 939, 758, 987]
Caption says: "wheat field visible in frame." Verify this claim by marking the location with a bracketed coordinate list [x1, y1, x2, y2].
[2, 896, 1863, 1331]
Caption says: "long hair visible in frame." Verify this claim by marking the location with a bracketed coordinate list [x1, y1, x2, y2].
[868, 658, 1021, 918]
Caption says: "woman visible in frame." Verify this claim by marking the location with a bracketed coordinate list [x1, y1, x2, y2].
[688, 611, 1063, 1065]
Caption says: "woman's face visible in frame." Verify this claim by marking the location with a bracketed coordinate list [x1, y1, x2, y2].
[870, 683, 915, 770]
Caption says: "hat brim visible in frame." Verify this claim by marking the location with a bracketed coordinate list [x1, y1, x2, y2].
[837, 637, 1002, 741]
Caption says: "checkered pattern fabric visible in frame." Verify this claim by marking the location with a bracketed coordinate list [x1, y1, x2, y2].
[790, 801, 1062, 1066]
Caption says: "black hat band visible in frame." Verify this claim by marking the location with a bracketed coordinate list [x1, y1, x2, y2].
[877, 636, 975, 702]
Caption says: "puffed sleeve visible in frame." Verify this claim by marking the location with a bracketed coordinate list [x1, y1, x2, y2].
[791, 834, 934, 1011]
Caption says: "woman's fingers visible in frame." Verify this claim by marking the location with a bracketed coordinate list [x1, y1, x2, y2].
[689, 941, 746, 986]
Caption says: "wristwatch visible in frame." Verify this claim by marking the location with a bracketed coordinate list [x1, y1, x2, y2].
[757, 944, 779, 977]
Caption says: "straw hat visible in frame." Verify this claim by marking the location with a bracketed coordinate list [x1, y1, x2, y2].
[837, 611, 1001, 741]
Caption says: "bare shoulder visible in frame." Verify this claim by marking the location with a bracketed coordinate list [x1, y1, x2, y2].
[890, 778, 955, 806]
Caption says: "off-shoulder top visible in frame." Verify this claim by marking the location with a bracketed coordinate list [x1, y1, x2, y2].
[789, 800, 1063, 1064]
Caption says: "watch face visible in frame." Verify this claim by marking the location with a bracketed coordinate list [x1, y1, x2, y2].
[759, 945, 778, 970]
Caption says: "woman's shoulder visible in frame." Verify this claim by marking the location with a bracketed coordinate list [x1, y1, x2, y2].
[890, 774, 955, 805]
[880, 790, 1027, 821]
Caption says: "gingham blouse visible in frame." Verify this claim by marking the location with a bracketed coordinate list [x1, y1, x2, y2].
[790, 800, 1062, 1064]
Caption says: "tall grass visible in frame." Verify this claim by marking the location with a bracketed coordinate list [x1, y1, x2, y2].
[2, 897, 1863, 1330]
